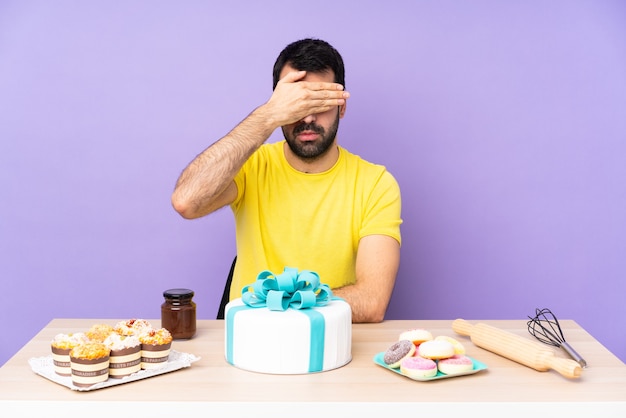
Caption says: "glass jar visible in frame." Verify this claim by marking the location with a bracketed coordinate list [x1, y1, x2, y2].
[161, 288, 196, 339]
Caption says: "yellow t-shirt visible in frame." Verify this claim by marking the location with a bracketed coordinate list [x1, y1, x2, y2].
[229, 140, 402, 300]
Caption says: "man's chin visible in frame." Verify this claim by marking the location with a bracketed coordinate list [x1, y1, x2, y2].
[285, 135, 335, 159]
[291, 143, 323, 159]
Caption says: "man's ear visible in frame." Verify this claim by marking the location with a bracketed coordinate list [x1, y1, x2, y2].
[339, 101, 347, 118]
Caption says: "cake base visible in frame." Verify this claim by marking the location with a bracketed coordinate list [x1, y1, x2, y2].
[225, 298, 352, 374]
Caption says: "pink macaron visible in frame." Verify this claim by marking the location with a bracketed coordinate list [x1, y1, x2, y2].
[437, 354, 474, 375]
[400, 356, 438, 378]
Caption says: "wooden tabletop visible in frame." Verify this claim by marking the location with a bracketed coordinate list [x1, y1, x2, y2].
[1, 318, 625, 417]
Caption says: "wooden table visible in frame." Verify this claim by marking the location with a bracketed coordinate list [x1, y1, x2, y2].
[1, 319, 625, 417]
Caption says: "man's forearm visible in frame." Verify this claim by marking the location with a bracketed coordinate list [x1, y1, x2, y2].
[171, 106, 277, 218]
[332, 285, 387, 323]
[333, 235, 400, 323]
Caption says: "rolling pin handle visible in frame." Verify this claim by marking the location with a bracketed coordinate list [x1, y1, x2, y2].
[546, 355, 582, 378]
[452, 318, 473, 336]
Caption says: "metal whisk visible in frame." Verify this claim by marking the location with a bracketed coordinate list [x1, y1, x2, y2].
[527, 308, 587, 368]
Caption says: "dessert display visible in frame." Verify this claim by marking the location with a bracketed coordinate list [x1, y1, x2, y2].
[374, 326, 487, 380]
[225, 268, 352, 374]
[69, 342, 110, 387]
[35, 319, 198, 390]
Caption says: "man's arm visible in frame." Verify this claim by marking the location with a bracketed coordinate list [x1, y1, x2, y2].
[332, 234, 400, 323]
[171, 108, 273, 219]
[171, 71, 350, 219]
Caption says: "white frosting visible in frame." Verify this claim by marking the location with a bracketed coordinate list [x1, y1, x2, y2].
[51, 332, 88, 347]
[225, 298, 352, 374]
[418, 340, 455, 359]
[104, 333, 141, 351]
[437, 354, 474, 375]
[114, 319, 153, 336]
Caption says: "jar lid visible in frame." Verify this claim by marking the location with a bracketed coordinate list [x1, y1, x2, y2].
[163, 288, 195, 299]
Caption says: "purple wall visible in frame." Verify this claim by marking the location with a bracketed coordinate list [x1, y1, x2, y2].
[1, 1, 625, 366]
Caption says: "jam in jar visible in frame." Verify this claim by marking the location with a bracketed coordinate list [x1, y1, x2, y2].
[161, 288, 196, 339]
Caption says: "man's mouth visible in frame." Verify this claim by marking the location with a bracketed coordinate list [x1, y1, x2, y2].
[296, 131, 319, 141]
[294, 123, 323, 142]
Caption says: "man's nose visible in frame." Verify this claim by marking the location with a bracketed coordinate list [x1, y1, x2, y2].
[301, 114, 316, 124]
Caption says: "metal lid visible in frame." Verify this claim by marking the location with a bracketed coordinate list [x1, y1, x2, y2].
[163, 288, 195, 299]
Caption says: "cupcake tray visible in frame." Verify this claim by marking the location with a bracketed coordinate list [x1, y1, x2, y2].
[28, 350, 201, 391]
[373, 352, 488, 381]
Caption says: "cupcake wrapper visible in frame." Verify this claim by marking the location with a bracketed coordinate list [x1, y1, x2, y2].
[70, 356, 110, 387]
[140, 343, 171, 370]
[51, 346, 71, 376]
[109, 346, 141, 378]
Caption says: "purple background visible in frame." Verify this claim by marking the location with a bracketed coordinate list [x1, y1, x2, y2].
[1, 1, 625, 366]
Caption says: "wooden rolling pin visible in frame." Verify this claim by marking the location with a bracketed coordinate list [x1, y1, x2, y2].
[452, 319, 582, 379]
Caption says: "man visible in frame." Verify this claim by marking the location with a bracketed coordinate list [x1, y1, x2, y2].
[171, 39, 402, 323]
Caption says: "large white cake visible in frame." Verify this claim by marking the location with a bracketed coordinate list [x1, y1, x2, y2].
[225, 297, 352, 374]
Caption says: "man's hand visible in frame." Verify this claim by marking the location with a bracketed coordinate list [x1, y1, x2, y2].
[264, 71, 350, 128]
[171, 70, 350, 220]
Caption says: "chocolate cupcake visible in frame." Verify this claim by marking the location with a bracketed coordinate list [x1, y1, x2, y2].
[139, 328, 172, 370]
[69, 342, 110, 387]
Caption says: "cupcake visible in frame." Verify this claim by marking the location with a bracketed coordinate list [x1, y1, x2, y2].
[50, 333, 89, 376]
[139, 328, 172, 370]
[69, 342, 110, 387]
[114, 319, 153, 337]
[86, 324, 115, 342]
[104, 333, 142, 378]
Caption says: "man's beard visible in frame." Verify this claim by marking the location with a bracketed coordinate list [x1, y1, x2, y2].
[282, 110, 340, 160]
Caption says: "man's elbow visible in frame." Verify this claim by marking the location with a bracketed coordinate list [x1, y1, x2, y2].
[366, 311, 386, 324]
[171, 194, 198, 220]
[352, 309, 386, 324]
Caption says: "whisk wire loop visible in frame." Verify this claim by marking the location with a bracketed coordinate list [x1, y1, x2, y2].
[527, 308, 566, 346]
[526, 307, 587, 368]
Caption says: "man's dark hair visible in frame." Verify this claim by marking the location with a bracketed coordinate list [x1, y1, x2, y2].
[272, 38, 345, 90]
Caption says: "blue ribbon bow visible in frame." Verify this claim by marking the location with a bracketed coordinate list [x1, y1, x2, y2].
[241, 267, 333, 311]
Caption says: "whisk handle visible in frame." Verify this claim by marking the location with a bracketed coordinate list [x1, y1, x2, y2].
[562, 341, 587, 368]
